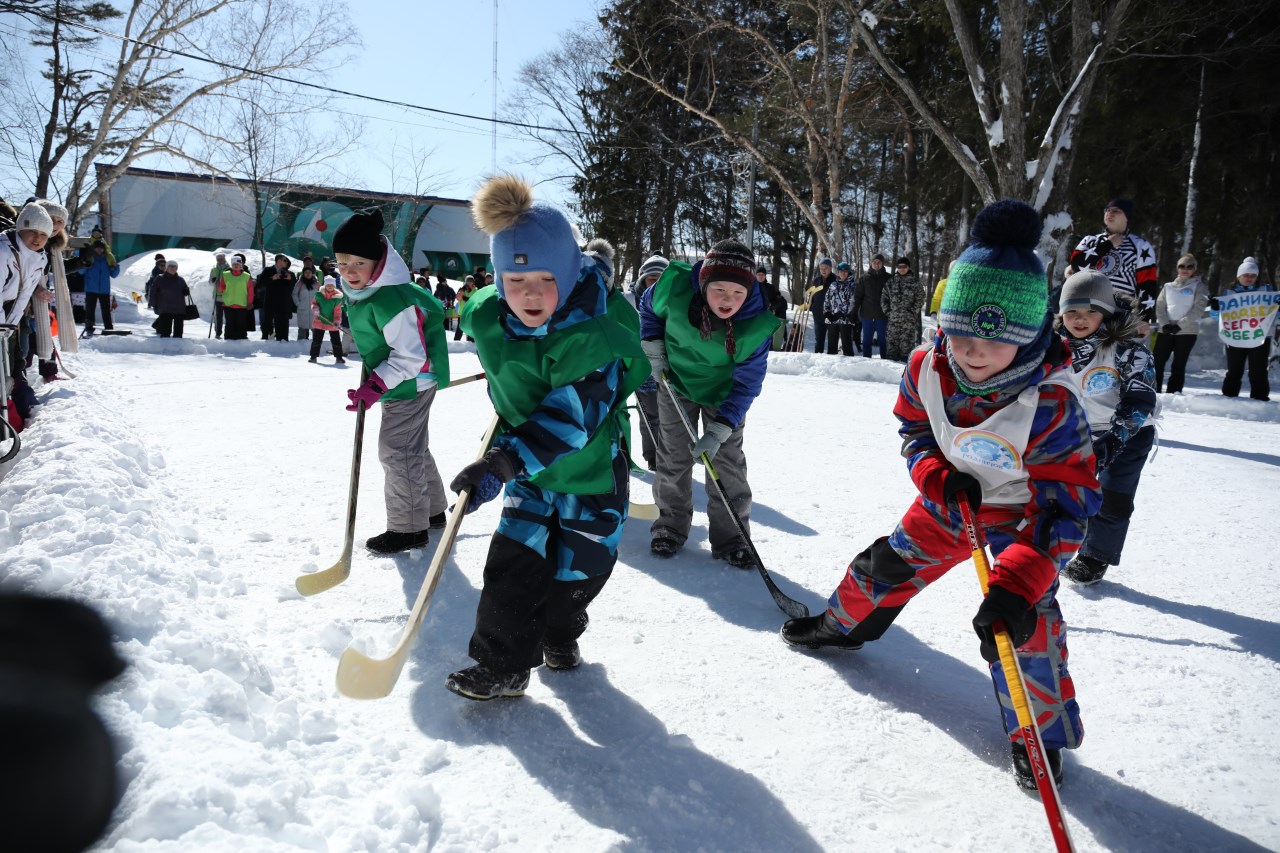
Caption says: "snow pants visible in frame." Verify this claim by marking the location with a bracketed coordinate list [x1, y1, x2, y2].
[1222, 341, 1271, 401]
[634, 379, 663, 469]
[1152, 332, 1196, 393]
[377, 387, 446, 533]
[651, 387, 751, 554]
[469, 451, 629, 671]
[825, 323, 857, 356]
[1079, 426, 1154, 566]
[827, 495, 1083, 750]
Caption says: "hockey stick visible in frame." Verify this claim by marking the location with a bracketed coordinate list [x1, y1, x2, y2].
[958, 501, 1075, 853]
[295, 366, 370, 596]
[335, 413, 501, 699]
[659, 375, 808, 619]
[625, 395, 661, 521]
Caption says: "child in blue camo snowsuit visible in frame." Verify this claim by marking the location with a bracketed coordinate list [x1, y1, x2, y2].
[1057, 271, 1158, 586]
[782, 200, 1102, 790]
[445, 175, 650, 701]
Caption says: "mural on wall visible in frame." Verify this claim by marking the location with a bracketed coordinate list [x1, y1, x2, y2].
[103, 167, 491, 275]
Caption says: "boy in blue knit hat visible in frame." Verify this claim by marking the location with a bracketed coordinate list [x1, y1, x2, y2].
[782, 200, 1101, 789]
[445, 175, 650, 701]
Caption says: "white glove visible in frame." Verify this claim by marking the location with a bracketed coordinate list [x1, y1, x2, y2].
[641, 339, 668, 376]
[689, 419, 733, 461]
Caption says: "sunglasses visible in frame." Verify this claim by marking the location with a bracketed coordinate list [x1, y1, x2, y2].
[1177, 264, 1196, 270]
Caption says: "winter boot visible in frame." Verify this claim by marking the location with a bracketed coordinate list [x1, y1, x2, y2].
[308, 356, 318, 363]
[428, 512, 447, 530]
[712, 545, 754, 569]
[543, 640, 581, 671]
[781, 611, 864, 650]
[334, 356, 346, 364]
[650, 536, 681, 558]
[1063, 555, 1108, 586]
[1011, 741, 1064, 790]
[365, 529, 429, 553]
[444, 664, 530, 701]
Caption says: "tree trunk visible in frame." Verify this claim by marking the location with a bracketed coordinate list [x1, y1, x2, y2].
[1181, 61, 1207, 256]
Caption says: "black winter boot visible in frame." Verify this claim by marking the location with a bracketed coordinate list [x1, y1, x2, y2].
[444, 664, 530, 700]
[543, 641, 581, 670]
[781, 611, 864, 650]
[428, 512, 447, 529]
[365, 529, 429, 553]
[650, 536, 681, 558]
[712, 545, 754, 569]
[1011, 741, 1064, 789]
[1063, 555, 1108, 586]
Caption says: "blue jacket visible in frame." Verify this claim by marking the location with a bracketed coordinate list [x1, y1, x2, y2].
[638, 259, 770, 426]
[82, 253, 120, 295]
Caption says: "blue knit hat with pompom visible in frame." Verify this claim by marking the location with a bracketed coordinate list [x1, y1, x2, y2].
[939, 200, 1046, 346]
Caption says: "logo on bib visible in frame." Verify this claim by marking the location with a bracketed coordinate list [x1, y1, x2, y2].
[953, 430, 1021, 473]
[970, 304, 1007, 339]
[1082, 366, 1120, 396]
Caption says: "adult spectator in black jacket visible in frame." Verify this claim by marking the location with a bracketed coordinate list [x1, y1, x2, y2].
[755, 265, 789, 350]
[807, 257, 835, 354]
[149, 259, 190, 337]
[854, 253, 890, 358]
[433, 273, 456, 329]
[143, 253, 166, 302]
[256, 254, 296, 341]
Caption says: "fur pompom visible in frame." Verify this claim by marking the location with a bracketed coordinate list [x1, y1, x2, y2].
[471, 174, 533, 236]
[583, 237, 614, 262]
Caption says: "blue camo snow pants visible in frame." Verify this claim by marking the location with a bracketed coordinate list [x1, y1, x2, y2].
[829, 495, 1083, 750]
[1078, 426, 1154, 566]
[468, 451, 629, 672]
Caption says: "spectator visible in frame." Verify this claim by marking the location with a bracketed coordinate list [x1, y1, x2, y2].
[218, 254, 254, 340]
[257, 253, 296, 341]
[293, 264, 320, 341]
[1220, 256, 1273, 401]
[453, 275, 478, 341]
[34, 199, 72, 382]
[754, 266, 790, 351]
[308, 275, 345, 364]
[1152, 253, 1209, 393]
[806, 257, 835, 354]
[79, 238, 119, 336]
[928, 259, 958, 317]
[854, 253, 890, 357]
[208, 250, 230, 338]
[634, 254, 668, 303]
[1, 202, 52, 327]
[142, 253, 166, 302]
[881, 256, 924, 362]
[150, 259, 190, 338]
[432, 273, 456, 330]
[823, 262, 858, 356]
[1067, 198, 1159, 326]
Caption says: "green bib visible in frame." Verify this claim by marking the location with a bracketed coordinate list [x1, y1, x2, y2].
[314, 291, 343, 325]
[462, 284, 650, 494]
[348, 283, 449, 400]
[650, 261, 779, 408]
[221, 271, 252, 308]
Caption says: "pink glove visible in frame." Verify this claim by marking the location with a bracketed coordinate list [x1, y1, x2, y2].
[346, 374, 388, 411]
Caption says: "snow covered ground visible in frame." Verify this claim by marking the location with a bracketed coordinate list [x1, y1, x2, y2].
[2, 315, 1279, 852]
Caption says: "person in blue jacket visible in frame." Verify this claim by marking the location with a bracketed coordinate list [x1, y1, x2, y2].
[79, 240, 119, 335]
[639, 239, 779, 567]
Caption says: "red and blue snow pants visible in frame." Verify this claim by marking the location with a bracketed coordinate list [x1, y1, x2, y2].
[828, 495, 1083, 750]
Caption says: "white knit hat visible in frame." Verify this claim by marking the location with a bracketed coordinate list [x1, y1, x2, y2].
[35, 199, 68, 224]
[1237, 256, 1260, 278]
[16, 202, 53, 237]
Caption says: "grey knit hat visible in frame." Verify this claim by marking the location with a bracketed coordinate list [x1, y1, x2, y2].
[638, 254, 669, 280]
[1060, 269, 1117, 317]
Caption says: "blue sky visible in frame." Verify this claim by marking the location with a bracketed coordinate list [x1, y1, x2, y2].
[326, 0, 602, 207]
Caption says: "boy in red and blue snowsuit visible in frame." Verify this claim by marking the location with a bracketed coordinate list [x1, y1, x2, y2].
[783, 200, 1101, 789]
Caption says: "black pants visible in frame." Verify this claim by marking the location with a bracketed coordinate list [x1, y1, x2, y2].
[155, 314, 184, 338]
[1222, 341, 1271, 400]
[266, 307, 292, 341]
[825, 324, 856, 356]
[257, 305, 270, 339]
[83, 293, 113, 331]
[224, 307, 251, 340]
[1152, 333, 1196, 393]
[811, 319, 826, 354]
[213, 302, 225, 337]
[309, 329, 343, 359]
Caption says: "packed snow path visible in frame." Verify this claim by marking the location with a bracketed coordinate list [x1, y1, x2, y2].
[2, 331, 1278, 852]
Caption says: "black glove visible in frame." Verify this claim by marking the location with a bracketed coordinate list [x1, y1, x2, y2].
[942, 470, 982, 512]
[1161, 324, 1179, 335]
[450, 448, 518, 513]
[972, 585, 1038, 663]
[1092, 430, 1124, 474]
[1209, 297, 1220, 311]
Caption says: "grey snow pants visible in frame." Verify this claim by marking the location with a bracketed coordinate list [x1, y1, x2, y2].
[378, 386, 446, 533]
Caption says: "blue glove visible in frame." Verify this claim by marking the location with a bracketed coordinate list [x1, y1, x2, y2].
[1093, 430, 1124, 474]
[450, 448, 517, 514]
[689, 419, 733, 461]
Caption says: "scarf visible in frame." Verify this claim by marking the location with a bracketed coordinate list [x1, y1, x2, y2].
[946, 314, 1056, 396]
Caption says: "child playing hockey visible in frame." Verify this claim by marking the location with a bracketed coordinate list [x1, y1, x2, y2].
[1057, 271, 1158, 586]
[445, 175, 649, 701]
[781, 200, 1101, 789]
[308, 275, 346, 364]
[638, 239, 780, 567]
[334, 207, 451, 553]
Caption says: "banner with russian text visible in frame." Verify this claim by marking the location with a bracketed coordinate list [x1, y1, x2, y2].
[1217, 289, 1280, 348]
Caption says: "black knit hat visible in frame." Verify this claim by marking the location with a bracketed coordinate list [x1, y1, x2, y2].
[699, 239, 755, 290]
[333, 207, 385, 261]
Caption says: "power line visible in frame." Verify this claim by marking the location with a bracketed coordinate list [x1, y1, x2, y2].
[12, 5, 578, 135]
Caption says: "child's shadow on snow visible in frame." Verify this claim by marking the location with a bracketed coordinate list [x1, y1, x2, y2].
[811, 628, 1269, 851]
[410, 661, 823, 852]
